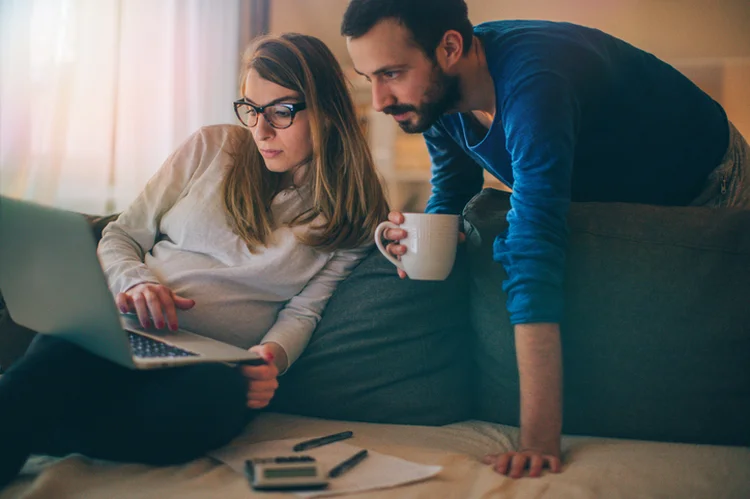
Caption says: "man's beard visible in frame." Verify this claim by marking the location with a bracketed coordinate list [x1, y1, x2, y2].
[383, 65, 461, 134]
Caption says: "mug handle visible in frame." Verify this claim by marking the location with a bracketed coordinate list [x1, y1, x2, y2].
[374, 221, 405, 272]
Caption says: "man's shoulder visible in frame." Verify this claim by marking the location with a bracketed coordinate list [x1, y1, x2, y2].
[473, 19, 584, 39]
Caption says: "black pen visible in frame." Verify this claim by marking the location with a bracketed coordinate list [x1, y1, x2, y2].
[328, 449, 369, 478]
[293, 431, 354, 452]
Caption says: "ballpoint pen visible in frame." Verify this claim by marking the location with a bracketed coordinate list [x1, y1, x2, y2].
[328, 449, 369, 478]
[293, 431, 354, 452]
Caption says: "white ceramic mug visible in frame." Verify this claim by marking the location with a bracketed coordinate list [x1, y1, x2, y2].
[374, 213, 460, 281]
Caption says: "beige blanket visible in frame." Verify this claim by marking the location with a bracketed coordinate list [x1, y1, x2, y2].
[3, 413, 749, 498]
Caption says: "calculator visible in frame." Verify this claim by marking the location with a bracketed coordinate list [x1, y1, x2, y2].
[245, 456, 329, 491]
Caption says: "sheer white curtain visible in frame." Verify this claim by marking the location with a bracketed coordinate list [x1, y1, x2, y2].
[0, 0, 241, 214]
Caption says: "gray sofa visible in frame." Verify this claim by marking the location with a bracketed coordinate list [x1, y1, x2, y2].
[1, 188, 749, 498]
[272, 187, 750, 447]
[2, 188, 749, 444]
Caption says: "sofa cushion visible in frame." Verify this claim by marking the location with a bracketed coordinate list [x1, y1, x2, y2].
[463, 188, 750, 446]
[271, 247, 474, 426]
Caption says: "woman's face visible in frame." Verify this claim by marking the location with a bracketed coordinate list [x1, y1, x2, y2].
[242, 69, 313, 181]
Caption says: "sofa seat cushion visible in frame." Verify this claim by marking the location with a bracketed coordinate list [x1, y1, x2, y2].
[271, 247, 474, 426]
[6, 412, 750, 499]
[464, 188, 750, 446]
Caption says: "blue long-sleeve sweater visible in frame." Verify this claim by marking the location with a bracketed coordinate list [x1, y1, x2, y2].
[424, 20, 729, 325]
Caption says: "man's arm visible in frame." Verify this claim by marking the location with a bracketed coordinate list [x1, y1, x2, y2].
[487, 65, 580, 476]
[515, 323, 562, 456]
[423, 123, 485, 215]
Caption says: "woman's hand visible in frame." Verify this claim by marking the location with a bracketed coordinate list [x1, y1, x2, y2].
[381, 211, 409, 279]
[241, 343, 286, 409]
[380, 211, 465, 279]
[116, 282, 195, 330]
[482, 447, 562, 478]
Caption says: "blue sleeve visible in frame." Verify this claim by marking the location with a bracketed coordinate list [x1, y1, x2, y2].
[494, 71, 580, 325]
[423, 125, 484, 215]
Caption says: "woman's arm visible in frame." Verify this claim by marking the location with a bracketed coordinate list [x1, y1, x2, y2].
[260, 247, 370, 373]
[98, 128, 211, 295]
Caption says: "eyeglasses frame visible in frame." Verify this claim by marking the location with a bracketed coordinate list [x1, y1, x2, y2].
[232, 99, 307, 129]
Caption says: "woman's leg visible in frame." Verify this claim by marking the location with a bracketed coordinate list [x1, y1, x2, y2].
[1, 334, 252, 489]
[45, 358, 253, 465]
[0, 334, 130, 487]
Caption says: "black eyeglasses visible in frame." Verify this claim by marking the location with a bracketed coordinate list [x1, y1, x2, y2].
[233, 100, 307, 129]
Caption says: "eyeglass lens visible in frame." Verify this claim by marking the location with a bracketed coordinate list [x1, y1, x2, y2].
[236, 104, 294, 128]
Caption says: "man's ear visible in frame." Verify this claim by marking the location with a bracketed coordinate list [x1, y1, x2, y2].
[435, 30, 464, 71]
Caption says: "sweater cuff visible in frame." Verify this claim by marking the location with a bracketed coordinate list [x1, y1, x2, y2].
[504, 281, 565, 325]
[108, 266, 162, 296]
[260, 316, 314, 374]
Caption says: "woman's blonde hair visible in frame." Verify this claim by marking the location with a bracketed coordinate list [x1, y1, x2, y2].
[223, 33, 389, 252]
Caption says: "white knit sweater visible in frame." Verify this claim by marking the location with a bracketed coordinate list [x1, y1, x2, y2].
[98, 125, 368, 368]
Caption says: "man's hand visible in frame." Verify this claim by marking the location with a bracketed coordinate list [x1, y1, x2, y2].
[241, 343, 286, 409]
[116, 282, 195, 330]
[380, 211, 465, 279]
[482, 447, 561, 479]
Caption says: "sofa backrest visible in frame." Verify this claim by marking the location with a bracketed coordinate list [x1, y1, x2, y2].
[463, 188, 750, 446]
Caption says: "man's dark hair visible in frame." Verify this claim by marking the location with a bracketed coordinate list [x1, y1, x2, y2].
[341, 0, 473, 58]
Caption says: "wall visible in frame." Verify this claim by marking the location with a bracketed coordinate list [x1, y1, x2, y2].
[268, 0, 750, 210]
[269, 0, 750, 63]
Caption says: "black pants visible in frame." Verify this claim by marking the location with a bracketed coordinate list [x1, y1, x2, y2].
[0, 335, 253, 488]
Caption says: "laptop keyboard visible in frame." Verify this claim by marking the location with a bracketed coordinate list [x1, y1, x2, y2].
[127, 332, 199, 358]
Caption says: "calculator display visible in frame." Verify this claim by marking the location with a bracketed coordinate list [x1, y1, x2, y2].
[264, 467, 318, 479]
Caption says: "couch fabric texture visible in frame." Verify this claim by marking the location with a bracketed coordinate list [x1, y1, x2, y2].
[463, 189, 750, 446]
[271, 246, 474, 425]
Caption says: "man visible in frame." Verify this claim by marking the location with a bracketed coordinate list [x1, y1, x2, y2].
[342, 0, 750, 479]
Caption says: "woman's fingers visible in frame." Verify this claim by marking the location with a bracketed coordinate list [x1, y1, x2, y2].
[142, 288, 167, 329]
[115, 293, 132, 314]
[247, 399, 271, 409]
[383, 227, 407, 241]
[172, 293, 196, 310]
[241, 363, 279, 381]
[243, 364, 279, 409]
[157, 289, 180, 331]
[387, 211, 405, 225]
[132, 293, 151, 329]
[247, 378, 279, 393]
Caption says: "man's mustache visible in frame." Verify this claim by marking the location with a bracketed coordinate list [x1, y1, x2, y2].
[383, 105, 417, 116]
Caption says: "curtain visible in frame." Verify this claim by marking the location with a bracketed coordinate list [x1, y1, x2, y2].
[0, 0, 241, 214]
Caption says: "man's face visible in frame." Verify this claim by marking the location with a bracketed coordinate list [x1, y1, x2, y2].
[347, 19, 461, 134]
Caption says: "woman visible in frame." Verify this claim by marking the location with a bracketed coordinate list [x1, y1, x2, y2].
[0, 33, 389, 488]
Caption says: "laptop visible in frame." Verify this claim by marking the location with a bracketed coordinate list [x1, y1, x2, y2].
[0, 196, 263, 369]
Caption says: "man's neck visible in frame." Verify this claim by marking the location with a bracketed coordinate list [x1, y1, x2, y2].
[455, 36, 496, 117]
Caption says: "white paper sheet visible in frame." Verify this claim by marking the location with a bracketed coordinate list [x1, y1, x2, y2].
[209, 437, 442, 498]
